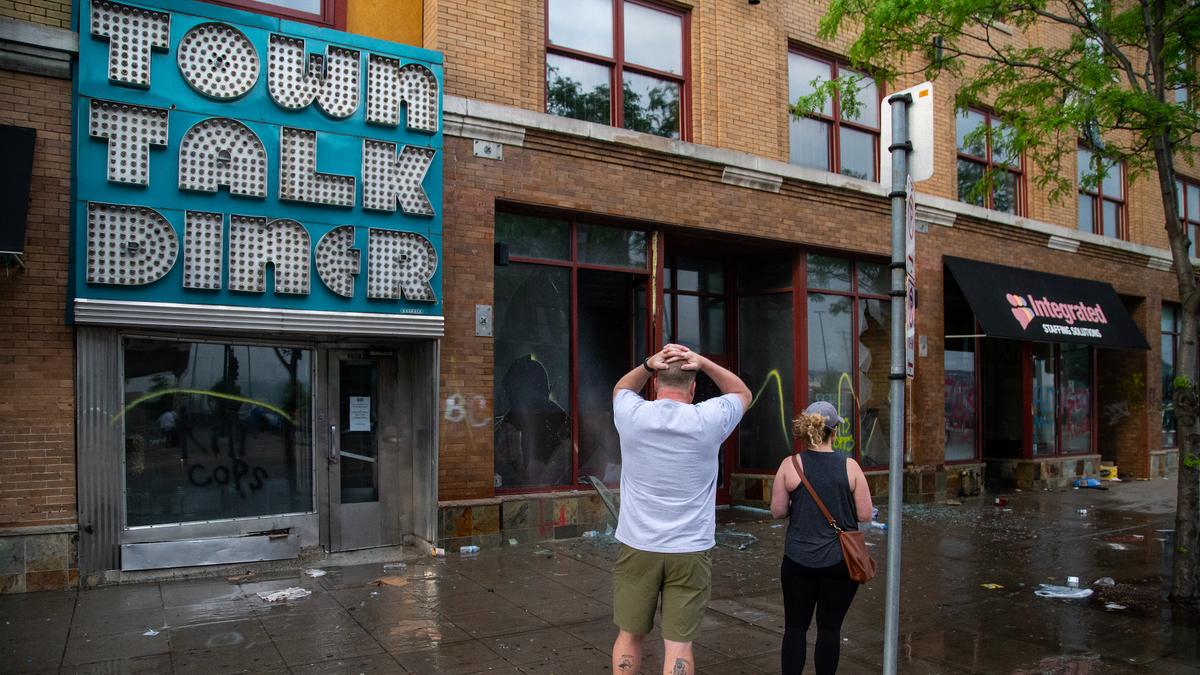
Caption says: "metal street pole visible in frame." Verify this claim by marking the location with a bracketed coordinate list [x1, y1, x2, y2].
[882, 92, 911, 675]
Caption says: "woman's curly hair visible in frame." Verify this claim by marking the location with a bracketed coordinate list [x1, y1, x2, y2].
[794, 412, 835, 447]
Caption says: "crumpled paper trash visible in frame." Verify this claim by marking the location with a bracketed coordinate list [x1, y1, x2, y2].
[257, 587, 312, 602]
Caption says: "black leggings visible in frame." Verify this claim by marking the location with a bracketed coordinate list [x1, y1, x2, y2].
[780, 556, 859, 675]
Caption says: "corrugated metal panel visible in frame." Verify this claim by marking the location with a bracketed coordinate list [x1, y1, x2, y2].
[412, 340, 440, 543]
[75, 326, 122, 576]
[74, 299, 445, 338]
[121, 534, 300, 571]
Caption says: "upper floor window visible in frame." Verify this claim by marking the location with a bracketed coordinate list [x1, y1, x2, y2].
[202, 0, 342, 27]
[1078, 148, 1126, 239]
[956, 109, 1022, 215]
[546, 0, 688, 140]
[788, 50, 879, 181]
[1178, 178, 1200, 257]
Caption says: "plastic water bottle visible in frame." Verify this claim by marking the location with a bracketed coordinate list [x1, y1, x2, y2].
[460, 545, 480, 554]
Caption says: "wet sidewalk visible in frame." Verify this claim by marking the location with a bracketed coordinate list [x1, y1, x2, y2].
[2, 477, 1198, 675]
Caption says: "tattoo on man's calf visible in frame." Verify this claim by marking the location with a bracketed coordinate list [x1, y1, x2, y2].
[673, 657, 690, 675]
[618, 654, 635, 671]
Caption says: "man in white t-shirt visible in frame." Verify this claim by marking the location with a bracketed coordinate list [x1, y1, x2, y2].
[610, 343, 750, 675]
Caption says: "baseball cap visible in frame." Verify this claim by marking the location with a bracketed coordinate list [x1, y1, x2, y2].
[804, 401, 846, 429]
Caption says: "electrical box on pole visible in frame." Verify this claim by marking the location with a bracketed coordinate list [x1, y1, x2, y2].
[880, 83, 935, 183]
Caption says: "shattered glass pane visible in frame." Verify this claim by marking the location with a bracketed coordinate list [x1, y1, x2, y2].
[808, 292, 855, 457]
[578, 269, 644, 483]
[494, 263, 572, 489]
[858, 299, 891, 468]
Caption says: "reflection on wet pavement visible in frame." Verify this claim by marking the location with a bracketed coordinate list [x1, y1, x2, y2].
[1, 477, 1198, 674]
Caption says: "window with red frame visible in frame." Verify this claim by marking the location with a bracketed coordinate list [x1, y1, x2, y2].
[787, 49, 880, 181]
[545, 0, 688, 140]
[200, 0, 343, 28]
[1177, 177, 1200, 258]
[492, 211, 651, 492]
[956, 108, 1023, 215]
[1078, 147, 1126, 239]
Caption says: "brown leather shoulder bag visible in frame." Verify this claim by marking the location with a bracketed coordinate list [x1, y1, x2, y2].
[790, 452, 878, 584]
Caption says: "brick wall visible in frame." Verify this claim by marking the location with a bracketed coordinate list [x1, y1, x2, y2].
[0, 70, 75, 529]
[438, 121, 1180, 497]
[907, 211, 1178, 478]
[425, 0, 542, 109]
[0, 0, 72, 28]
[429, 0, 1183, 259]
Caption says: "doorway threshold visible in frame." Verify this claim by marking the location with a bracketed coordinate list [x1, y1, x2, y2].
[95, 543, 425, 588]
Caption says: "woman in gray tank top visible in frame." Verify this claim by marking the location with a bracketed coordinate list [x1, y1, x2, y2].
[769, 401, 874, 675]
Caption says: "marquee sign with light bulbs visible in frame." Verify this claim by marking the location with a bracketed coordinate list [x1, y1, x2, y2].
[72, 0, 444, 321]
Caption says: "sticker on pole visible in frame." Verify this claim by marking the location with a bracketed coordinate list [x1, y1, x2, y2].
[905, 174, 916, 280]
[906, 275, 916, 379]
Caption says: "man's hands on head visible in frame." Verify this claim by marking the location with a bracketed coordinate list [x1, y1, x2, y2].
[647, 344, 702, 371]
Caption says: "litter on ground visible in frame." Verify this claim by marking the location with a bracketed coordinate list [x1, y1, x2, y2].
[981, 584, 1003, 589]
[256, 587, 312, 602]
[304, 569, 326, 577]
[1105, 603, 1127, 610]
[1035, 584, 1094, 599]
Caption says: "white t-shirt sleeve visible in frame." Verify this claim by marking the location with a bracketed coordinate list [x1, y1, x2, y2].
[613, 388, 644, 424]
[698, 393, 744, 440]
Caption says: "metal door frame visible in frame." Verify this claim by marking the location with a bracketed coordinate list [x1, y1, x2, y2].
[320, 346, 413, 552]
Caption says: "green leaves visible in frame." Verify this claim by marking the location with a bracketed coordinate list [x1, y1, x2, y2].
[796, 0, 1199, 208]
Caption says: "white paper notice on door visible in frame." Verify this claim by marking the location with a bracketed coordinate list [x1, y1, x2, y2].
[349, 396, 371, 432]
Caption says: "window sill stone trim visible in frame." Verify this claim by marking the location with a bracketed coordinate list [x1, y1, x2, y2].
[445, 95, 1178, 272]
[439, 488, 619, 508]
[915, 204, 957, 229]
[444, 112, 525, 147]
[1047, 235, 1081, 253]
[0, 18, 77, 80]
[721, 166, 782, 193]
[0, 524, 78, 537]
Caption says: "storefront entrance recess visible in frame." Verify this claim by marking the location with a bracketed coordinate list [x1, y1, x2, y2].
[323, 349, 413, 551]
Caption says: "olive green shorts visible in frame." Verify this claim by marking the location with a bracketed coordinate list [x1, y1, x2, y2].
[612, 544, 712, 643]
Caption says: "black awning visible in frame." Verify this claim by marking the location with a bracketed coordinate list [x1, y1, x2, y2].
[944, 256, 1150, 350]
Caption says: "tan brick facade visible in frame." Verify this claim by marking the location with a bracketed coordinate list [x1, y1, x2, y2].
[437, 114, 1181, 498]
[0, 70, 75, 530]
[0, 0, 1188, 591]
[0, 0, 72, 28]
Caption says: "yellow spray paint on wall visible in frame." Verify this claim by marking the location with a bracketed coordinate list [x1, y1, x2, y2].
[113, 389, 297, 426]
[348, 0, 423, 48]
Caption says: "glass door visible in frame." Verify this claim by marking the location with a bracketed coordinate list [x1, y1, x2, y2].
[664, 255, 734, 504]
[324, 349, 404, 551]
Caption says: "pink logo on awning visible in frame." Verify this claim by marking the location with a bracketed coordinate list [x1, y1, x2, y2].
[1007, 293, 1035, 329]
